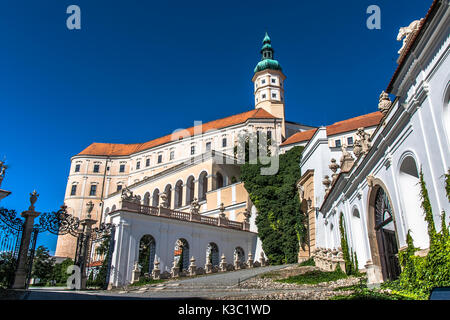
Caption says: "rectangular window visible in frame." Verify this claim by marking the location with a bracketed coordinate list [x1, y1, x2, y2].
[93, 164, 100, 173]
[89, 185, 97, 196]
[267, 130, 272, 141]
[335, 139, 342, 148]
[74, 164, 80, 172]
[117, 185, 122, 192]
[170, 150, 175, 160]
[222, 138, 227, 147]
[347, 137, 354, 145]
[261, 79, 266, 84]
[271, 78, 276, 83]
[136, 161, 140, 170]
[70, 185, 77, 196]
[119, 164, 125, 173]
[158, 154, 162, 163]
[272, 93, 277, 98]
[146, 158, 150, 167]
[206, 142, 211, 151]
[262, 94, 266, 99]
[191, 146, 195, 155]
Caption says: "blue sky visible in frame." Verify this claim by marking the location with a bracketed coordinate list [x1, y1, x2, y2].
[0, 0, 431, 254]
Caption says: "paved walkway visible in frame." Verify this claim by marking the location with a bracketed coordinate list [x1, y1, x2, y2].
[22, 264, 294, 300]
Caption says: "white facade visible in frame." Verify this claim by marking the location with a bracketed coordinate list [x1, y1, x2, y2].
[312, 1, 450, 284]
[108, 210, 259, 287]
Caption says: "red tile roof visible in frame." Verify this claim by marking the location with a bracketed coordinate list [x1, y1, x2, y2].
[326, 111, 383, 136]
[281, 129, 317, 146]
[281, 111, 383, 146]
[78, 108, 277, 156]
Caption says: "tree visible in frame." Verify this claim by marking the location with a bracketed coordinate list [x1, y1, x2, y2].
[239, 145, 306, 264]
[0, 252, 16, 288]
[51, 258, 74, 285]
[31, 246, 55, 285]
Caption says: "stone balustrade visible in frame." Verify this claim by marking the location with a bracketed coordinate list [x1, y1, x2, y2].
[119, 200, 250, 231]
[312, 247, 346, 273]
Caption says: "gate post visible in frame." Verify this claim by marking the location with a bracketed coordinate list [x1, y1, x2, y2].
[76, 201, 97, 290]
[12, 191, 41, 289]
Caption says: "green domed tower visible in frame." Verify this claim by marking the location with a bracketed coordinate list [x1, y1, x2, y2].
[252, 32, 286, 138]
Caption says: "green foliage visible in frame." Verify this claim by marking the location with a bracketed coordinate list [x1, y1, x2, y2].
[391, 169, 450, 299]
[298, 258, 315, 267]
[330, 287, 412, 300]
[129, 278, 166, 287]
[51, 258, 74, 285]
[339, 213, 358, 275]
[90, 235, 112, 289]
[239, 146, 306, 264]
[277, 268, 347, 285]
[445, 170, 450, 202]
[31, 246, 55, 285]
[0, 252, 16, 288]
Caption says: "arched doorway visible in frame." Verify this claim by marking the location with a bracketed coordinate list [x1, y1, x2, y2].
[234, 247, 245, 264]
[372, 186, 401, 281]
[174, 238, 190, 271]
[138, 235, 156, 276]
[206, 242, 219, 266]
[143, 192, 150, 206]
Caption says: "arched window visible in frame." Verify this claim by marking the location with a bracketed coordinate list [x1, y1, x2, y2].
[174, 238, 190, 271]
[111, 205, 117, 212]
[143, 192, 150, 206]
[152, 189, 160, 207]
[185, 176, 195, 206]
[198, 171, 208, 201]
[216, 172, 224, 189]
[443, 86, 450, 146]
[206, 242, 219, 267]
[174, 180, 183, 208]
[138, 235, 156, 275]
[164, 184, 172, 208]
[398, 155, 428, 248]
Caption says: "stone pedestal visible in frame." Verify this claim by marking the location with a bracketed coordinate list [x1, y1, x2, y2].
[189, 256, 197, 276]
[131, 262, 141, 284]
[247, 253, 254, 268]
[259, 252, 266, 267]
[171, 260, 180, 278]
[219, 254, 227, 272]
[365, 260, 383, 286]
[205, 262, 213, 274]
[152, 259, 160, 280]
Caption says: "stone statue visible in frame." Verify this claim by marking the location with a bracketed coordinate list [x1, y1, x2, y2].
[29, 190, 39, 211]
[354, 127, 371, 156]
[218, 203, 226, 218]
[121, 186, 140, 203]
[242, 208, 251, 223]
[378, 91, 392, 116]
[397, 19, 423, 56]
[160, 191, 169, 208]
[328, 158, 340, 180]
[353, 139, 363, 157]
[189, 197, 200, 215]
[322, 175, 331, 191]
[340, 144, 354, 172]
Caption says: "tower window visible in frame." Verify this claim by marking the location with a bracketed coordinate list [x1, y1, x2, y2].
[158, 154, 163, 163]
[262, 94, 266, 99]
[170, 150, 175, 160]
[222, 138, 227, 148]
[191, 145, 195, 155]
[146, 158, 150, 167]
[70, 185, 77, 196]
[74, 164, 80, 172]
[136, 161, 140, 170]
[119, 164, 125, 173]
[93, 164, 100, 173]
[261, 79, 266, 85]
[89, 185, 97, 196]
[272, 93, 277, 98]
[206, 142, 211, 152]
[271, 78, 276, 83]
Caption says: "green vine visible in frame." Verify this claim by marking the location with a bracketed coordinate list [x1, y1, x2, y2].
[391, 169, 450, 299]
[339, 212, 358, 275]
